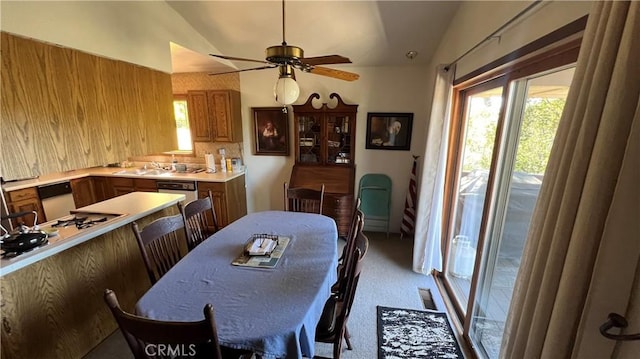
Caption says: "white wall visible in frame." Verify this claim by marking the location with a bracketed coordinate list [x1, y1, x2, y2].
[240, 66, 431, 232]
[0, 1, 221, 73]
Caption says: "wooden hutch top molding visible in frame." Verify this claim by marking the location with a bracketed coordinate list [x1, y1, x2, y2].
[294, 93, 359, 113]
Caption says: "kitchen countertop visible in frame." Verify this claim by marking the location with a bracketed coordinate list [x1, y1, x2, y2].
[2, 166, 245, 192]
[0, 192, 184, 276]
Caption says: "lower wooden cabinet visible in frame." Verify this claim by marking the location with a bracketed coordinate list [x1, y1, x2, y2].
[197, 176, 247, 228]
[6, 187, 46, 227]
[107, 177, 157, 197]
[70, 177, 96, 208]
[92, 176, 112, 202]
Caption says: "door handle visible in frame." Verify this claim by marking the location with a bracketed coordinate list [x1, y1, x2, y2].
[599, 313, 640, 341]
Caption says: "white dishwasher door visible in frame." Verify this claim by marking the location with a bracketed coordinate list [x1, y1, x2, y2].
[38, 182, 77, 221]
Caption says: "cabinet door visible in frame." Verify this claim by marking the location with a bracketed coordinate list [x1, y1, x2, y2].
[7, 188, 46, 226]
[198, 182, 228, 228]
[70, 177, 96, 208]
[296, 115, 322, 164]
[92, 177, 112, 202]
[208, 91, 230, 142]
[133, 179, 157, 192]
[187, 91, 212, 142]
[109, 177, 134, 197]
[325, 114, 354, 165]
[8, 199, 44, 227]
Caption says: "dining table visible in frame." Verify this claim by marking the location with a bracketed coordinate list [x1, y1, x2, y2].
[135, 210, 338, 359]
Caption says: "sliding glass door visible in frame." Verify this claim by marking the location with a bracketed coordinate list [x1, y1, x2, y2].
[468, 67, 574, 358]
[445, 78, 506, 315]
[440, 56, 576, 358]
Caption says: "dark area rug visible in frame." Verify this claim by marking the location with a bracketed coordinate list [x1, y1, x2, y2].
[377, 306, 463, 359]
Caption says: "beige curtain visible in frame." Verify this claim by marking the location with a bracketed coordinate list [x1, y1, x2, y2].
[413, 64, 455, 274]
[501, 2, 640, 359]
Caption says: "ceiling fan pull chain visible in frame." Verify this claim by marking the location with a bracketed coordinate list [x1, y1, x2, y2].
[281, 0, 287, 46]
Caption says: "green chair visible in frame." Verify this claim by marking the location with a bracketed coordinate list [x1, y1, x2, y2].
[357, 174, 391, 238]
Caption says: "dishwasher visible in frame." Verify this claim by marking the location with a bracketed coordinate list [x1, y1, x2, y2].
[156, 180, 198, 203]
[38, 181, 76, 221]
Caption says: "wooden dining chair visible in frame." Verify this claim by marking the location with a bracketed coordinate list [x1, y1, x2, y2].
[131, 214, 188, 284]
[103, 289, 251, 359]
[284, 182, 325, 214]
[179, 190, 219, 251]
[333, 208, 364, 297]
[315, 231, 369, 358]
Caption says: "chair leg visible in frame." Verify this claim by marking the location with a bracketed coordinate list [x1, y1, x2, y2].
[344, 326, 353, 350]
[333, 337, 343, 359]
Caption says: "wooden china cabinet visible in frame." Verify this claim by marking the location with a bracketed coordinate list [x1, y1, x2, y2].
[290, 93, 358, 237]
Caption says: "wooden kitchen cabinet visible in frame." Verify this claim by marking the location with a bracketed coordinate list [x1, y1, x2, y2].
[70, 177, 96, 208]
[6, 187, 46, 226]
[290, 93, 358, 237]
[197, 176, 246, 229]
[186, 91, 210, 142]
[108, 177, 157, 197]
[187, 90, 242, 143]
[92, 176, 112, 202]
[134, 178, 158, 192]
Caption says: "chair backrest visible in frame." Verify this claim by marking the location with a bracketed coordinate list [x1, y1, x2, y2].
[103, 289, 223, 359]
[333, 233, 368, 357]
[179, 190, 219, 251]
[132, 214, 188, 284]
[358, 174, 392, 217]
[284, 182, 325, 214]
[335, 209, 364, 297]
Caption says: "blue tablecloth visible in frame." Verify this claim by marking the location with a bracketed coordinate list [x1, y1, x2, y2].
[135, 211, 338, 359]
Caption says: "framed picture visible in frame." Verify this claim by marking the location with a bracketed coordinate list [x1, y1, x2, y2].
[252, 107, 289, 156]
[365, 112, 414, 150]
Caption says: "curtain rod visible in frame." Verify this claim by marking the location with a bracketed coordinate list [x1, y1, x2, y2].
[445, 0, 544, 71]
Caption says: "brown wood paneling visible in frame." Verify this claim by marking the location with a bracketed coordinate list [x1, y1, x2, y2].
[0, 207, 177, 359]
[0, 32, 176, 181]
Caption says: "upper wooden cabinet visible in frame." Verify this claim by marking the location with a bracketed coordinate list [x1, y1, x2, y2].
[187, 90, 242, 143]
[292, 93, 358, 166]
[0, 32, 176, 181]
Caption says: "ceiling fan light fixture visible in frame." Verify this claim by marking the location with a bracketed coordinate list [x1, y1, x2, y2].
[274, 65, 300, 105]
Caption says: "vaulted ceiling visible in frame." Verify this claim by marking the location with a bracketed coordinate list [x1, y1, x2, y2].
[167, 1, 460, 74]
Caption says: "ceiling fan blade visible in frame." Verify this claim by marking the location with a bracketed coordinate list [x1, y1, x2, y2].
[209, 65, 278, 76]
[309, 66, 360, 81]
[301, 55, 352, 66]
[209, 54, 271, 65]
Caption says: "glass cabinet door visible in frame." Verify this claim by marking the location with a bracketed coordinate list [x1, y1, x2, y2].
[297, 115, 321, 164]
[326, 115, 352, 165]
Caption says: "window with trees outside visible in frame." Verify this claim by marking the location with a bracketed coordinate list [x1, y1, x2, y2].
[173, 96, 192, 151]
[439, 41, 580, 359]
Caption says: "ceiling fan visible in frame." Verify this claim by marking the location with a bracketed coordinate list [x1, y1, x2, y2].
[209, 0, 360, 104]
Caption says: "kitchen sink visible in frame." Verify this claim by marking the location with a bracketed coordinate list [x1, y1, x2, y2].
[141, 169, 172, 176]
[112, 169, 171, 176]
[112, 169, 146, 175]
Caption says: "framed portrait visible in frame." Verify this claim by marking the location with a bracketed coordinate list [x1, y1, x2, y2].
[365, 112, 414, 150]
[252, 107, 289, 156]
